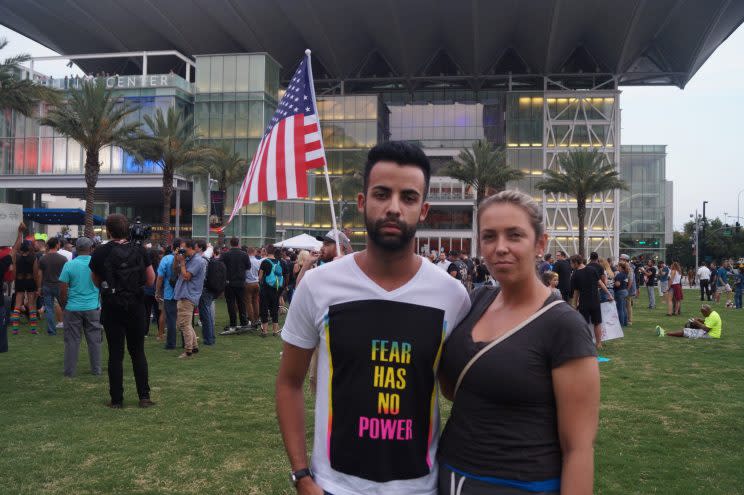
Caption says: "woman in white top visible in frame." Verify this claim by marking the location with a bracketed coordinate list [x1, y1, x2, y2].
[670, 262, 683, 316]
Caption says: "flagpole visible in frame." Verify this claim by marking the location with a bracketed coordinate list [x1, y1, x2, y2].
[305, 49, 341, 251]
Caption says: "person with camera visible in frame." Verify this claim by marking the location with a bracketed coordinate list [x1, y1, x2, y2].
[173, 239, 206, 358]
[196, 239, 221, 346]
[156, 239, 183, 350]
[90, 214, 156, 409]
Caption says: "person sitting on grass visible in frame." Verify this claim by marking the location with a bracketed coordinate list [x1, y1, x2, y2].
[656, 304, 722, 339]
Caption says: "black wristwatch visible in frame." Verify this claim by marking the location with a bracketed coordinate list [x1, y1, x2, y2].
[290, 467, 314, 486]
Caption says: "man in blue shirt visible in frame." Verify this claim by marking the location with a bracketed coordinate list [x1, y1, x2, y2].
[734, 263, 744, 309]
[58, 237, 102, 377]
[714, 261, 733, 307]
[156, 239, 183, 350]
[173, 239, 206, 358]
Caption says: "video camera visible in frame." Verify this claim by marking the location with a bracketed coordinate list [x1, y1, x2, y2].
[128, 216, 152, 245]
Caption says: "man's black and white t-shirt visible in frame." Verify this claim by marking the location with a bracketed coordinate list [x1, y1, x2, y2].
[282, 253, 471, 495]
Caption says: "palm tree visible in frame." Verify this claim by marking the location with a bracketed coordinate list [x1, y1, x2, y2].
[0, 38, 60, 116]
[131, 106, 215, 243]
[536, 149, 628, 258]
[181, 148, 246, 247]
[40, 81, 141, 237]
[439, 140, 524, 253]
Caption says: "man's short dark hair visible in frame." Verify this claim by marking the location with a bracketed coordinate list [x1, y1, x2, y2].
[557, 250, 567, 258]
[570, 254, 584, 265]
[183, 239, 195, 249]
[105, 213, 129, 239]
[266, 245, 276, 255]
[363, 141, 431, 198]
[46, 238, 59, 250]
[589, 251, 599, 261]
[229, 237, 239, 247]
[195, 239, 207, 252]
[171, 238, 183, 251]
[544, 253, 553, 261]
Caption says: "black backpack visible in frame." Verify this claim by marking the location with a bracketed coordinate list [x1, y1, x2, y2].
[102, 243, 145, 311]
[205, 257, 227, 296]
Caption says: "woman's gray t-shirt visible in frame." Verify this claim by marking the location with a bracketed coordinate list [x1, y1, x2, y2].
[439, 287, 596, 481]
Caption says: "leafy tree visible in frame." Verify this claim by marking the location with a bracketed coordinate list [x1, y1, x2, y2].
[439, 140, 524, 253]
[536, 149, 628, 258]
[39, 81, 141, 237]
[130, 106, 215, 242]
[0, 38, 59, 116]
[181, 147, 245, 246]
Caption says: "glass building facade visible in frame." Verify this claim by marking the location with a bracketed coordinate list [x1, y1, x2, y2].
[2, 52, 669, 256]
[191, 53, 281, 246]
[619, 145, 672, 260]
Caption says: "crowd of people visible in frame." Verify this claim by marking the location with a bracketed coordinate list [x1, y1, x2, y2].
[1, 139, 740, 495]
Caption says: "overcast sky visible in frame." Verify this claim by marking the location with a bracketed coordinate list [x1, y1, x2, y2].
[2, 24, 744, 229]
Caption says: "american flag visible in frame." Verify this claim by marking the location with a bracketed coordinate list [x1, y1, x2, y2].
[226, 52, 326, 224]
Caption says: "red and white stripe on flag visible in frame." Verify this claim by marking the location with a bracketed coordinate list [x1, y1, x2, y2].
[226, 53, 326, 226]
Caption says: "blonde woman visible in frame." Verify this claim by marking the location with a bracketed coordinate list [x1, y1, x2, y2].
[439, 191, 599, 495]
[599, 258, 615, 301]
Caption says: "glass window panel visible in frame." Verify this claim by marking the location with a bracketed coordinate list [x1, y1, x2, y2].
[223, 56, 236, 93]
[21, 138, 36, 173]
[248, 56, 265, 92]
[210, 56, 223, 93]
[12, 139, 24, 173]
[67, 139, 82, 173]
[111, 146, 123, 173]
[236, 101, 250, 138]
[196, 57, 210, 93]
[222, 102, 236, 138]
[236, 55, 250, 92]
[248, 101, 263, 138]
[99, 145, 112, 174]
[195, 102, 209, 138]
[209, 102, 222, 138]
[40, 137, 53, 173]
[53, 137, 66, 173]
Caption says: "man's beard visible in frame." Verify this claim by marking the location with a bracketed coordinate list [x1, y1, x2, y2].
[365, 214, 418, 252]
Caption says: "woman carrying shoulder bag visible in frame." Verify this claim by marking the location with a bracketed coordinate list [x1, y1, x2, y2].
[438, 191, 600, 495]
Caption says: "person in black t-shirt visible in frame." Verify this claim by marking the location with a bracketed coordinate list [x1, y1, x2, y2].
[89, 214, 156, 409]
[552, 250, 572, 301]
[219, 237, 250, 329]
[642, 259, 658, 309]
[0, 241, 13, 353]
[258, 245, 282, 337]
[439, 191, 599, 495]
[472, 257, 489, 288]
[570, 254, 610, 349]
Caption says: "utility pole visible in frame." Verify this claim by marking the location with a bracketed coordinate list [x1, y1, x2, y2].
[701, 201, 708, 263]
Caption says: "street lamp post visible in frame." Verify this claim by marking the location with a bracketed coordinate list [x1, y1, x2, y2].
[738, 189, 744, 230]
[701, 201, 708, 263]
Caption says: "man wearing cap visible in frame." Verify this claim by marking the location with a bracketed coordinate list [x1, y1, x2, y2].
[58, 237, 102, 377]
[315, 229, 351, 262]
[295, 229, 350, 288]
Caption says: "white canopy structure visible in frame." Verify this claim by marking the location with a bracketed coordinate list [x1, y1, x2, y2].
[273, 233, 322, 251]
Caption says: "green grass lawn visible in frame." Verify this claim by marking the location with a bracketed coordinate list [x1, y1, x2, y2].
[1, 289, 742, 494]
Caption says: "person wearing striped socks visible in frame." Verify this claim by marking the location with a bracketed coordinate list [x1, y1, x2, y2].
[10, 223, 40, 334]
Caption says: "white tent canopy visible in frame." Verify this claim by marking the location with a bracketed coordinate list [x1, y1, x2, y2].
[273, 233, 322, 251]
